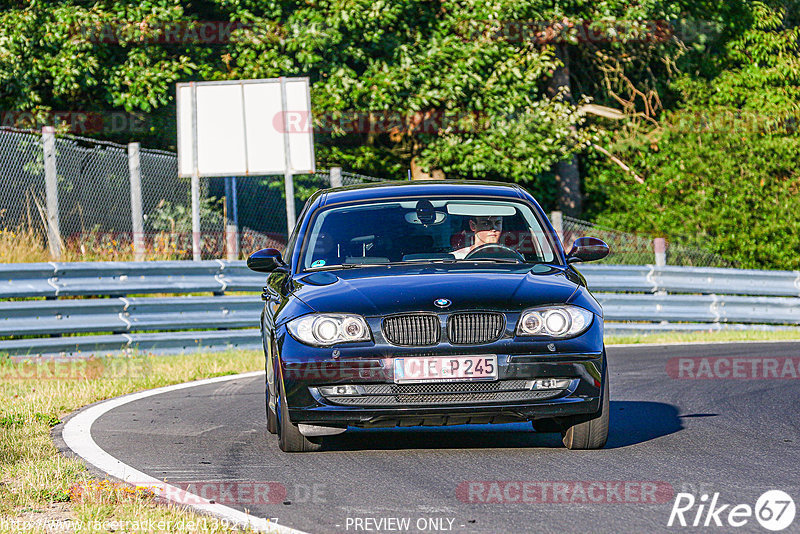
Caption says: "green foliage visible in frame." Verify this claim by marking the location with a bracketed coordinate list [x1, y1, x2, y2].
[0, 414, 25, 428]
[33, 412, 62, 427]
[263, 174, 330, 203]
[586, 1, 800, 269]
[0, 412, 60, 428]
[0, 0, 678, 185]
[2, 0, 799, 268]
[587, 127, 800, 269]
[314, 143, 405, 180]
[148, 197, 223, 233]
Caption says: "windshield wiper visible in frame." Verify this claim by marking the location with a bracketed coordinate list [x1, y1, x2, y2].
[455, 258, 522, 264]
[306, 258, 528, 271]
[390, 259, 458, 266]
[306, 263, 389, 272]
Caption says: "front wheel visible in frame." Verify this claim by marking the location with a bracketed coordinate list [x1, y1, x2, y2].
[561, 374, 609, 450]
[266, 386, 278, 435]
[263, 322, 278, 435]
[277, 378, 322, 453]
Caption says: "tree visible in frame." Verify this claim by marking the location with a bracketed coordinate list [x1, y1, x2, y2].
[585, 1, 800, 269]
[0, 1, 669, 196]
[3, 0, 795, 252]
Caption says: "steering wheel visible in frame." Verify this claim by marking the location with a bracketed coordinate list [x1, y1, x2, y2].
[464, 243, 525, 262]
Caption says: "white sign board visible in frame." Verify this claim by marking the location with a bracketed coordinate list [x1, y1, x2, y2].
[177, 78, 315, 177]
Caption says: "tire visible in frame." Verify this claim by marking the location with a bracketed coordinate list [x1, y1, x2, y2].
[262, 324, 278, 435]
[561, 373, 609, 450]
[277, 377, 322, 453]
[266, 384, 278, 435]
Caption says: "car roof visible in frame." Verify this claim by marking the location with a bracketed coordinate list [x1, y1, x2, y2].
[317, 180, 528, 206]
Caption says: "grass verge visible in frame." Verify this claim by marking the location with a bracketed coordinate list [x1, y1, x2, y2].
[606, 329, 800, 345]
[0, 350, 263, 533]
[0, 227, 190, 263]
[3, 331, 800, 531]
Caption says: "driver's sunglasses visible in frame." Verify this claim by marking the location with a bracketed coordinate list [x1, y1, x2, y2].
[474, 217, 503, 231]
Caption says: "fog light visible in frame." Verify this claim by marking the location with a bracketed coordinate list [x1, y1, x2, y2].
[318, 385, 366, 396]
[342, 317, 365, 338]
[526, 378, 572, 390]
[522, 313, 542, 333]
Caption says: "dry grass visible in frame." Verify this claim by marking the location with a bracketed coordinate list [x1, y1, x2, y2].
[61, 231, 191, 262]
[0, 227, 189, 263]
[0, 350, 262, 533]
[0, 228, 52, 263]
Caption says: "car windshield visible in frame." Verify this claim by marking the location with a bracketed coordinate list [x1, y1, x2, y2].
[299, 197, 558, 271]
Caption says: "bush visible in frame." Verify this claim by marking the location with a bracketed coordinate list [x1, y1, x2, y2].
[585, 121, 800, 270]
[584, 2, 800, 270]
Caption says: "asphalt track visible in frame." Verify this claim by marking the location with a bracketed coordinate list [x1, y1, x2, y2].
[61, 342, 800, 533]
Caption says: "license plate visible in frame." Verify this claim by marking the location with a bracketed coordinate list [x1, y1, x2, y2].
[393, 355, 498, 383]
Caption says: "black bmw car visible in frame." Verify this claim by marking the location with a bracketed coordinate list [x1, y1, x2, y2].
[248, 180, 610, 452]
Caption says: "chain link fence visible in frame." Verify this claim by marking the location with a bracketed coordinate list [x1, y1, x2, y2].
[234, 170, 384, 254]
[0, 126, 732, 266]
[0, 127, 387, 261]
[0, 128, 46, 239]
[560, 215, 735, 267]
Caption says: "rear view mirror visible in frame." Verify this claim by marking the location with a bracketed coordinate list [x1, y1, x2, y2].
[247, 248, 287, 273]
[566, 237, 609, 263]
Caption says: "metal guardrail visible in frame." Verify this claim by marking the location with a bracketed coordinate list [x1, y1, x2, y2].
[0, 262, 798, 358]
[0, 329, 262, 357]
[0, 296, 262, 337]
[579, 264, 800, 297]
[596, 293, 800, 324]
[0, 260, 266, 357]
[4, 262, 797, 299]
[0, 260, 264, 298]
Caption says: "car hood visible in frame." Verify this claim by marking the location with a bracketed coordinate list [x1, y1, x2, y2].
[290, 263, 586, 316]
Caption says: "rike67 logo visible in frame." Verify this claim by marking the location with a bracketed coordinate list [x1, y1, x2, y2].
[668, 490, 796, 531]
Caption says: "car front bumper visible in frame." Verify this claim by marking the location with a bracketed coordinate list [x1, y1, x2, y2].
[275, 317, 606, 428]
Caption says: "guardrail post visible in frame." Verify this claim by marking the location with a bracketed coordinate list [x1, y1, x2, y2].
[550, 210, 564, 246]
[128, 142, 145, 261]
[654, 237, 666, 267]
[330, 166, 343, 188]
[42, 126, 63, 260]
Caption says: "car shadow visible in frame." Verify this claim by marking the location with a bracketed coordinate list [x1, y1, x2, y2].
[604, 400, 683, 449]
[322, 422, 563, 451]
[319, 400, 683, 452]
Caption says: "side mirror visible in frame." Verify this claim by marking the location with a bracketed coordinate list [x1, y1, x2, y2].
[247, 248, 287, 273]
[567, 237, 609, 263]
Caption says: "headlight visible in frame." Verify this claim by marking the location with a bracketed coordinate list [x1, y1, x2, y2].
[287, 314, 372, 346]
[516, 305, 593, 338]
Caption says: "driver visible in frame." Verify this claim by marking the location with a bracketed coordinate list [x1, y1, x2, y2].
[452, 216, 503, 259]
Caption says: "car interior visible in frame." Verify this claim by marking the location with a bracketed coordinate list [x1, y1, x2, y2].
[303, 201, 549, 269]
